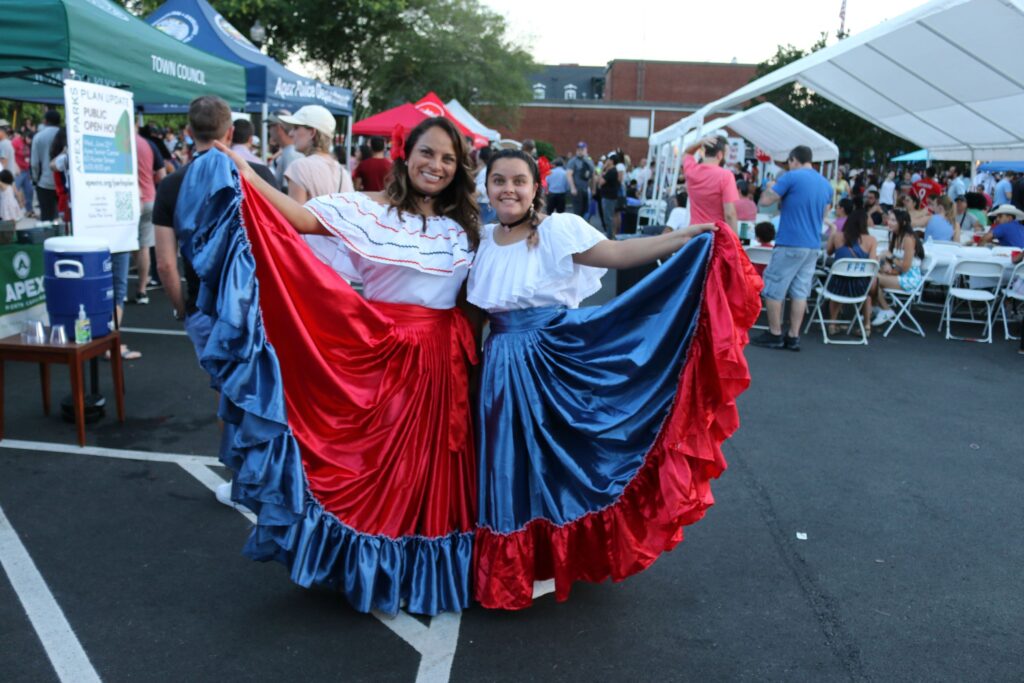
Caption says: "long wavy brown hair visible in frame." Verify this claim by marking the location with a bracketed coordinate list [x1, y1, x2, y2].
[384, 117, 479, 247]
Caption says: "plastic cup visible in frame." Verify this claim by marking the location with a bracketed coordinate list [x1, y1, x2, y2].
[972, 234, 982, 245]
[23, 320, 45, 344]
[49, 325, 68, 345]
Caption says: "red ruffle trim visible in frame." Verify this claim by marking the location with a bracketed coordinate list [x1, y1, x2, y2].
[473, 225, 763, 609]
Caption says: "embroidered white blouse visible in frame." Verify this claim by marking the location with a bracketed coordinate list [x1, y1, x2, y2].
[467, 213, 607, 312]
[302, 193, 473, 309]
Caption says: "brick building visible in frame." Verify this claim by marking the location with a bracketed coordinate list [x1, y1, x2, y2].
[482, 59, 758, 162]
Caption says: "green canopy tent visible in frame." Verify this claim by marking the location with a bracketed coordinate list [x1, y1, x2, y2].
[0, 0, 245, 108]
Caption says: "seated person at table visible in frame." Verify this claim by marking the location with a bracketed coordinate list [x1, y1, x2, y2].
[981, 204, 1024, 248]
[924, 195, 958, 242]
[825, 198, 853, 237]
[749, 221, 776, 276]
[825, 209, 877, 334]
[870, 208, 925, 328]
[754, 221, 775, 247]
[954, 195, 981, 239]
[902, 193, 932, 229]
[965, 191, 989, 228]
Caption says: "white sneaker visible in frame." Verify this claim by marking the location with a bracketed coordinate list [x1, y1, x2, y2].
[215, 481, 234, 507]
[215, 480, 254, 515]
[871, 309, 895, 326]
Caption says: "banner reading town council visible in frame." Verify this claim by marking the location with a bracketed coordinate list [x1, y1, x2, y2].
[63, 80, 140, 253]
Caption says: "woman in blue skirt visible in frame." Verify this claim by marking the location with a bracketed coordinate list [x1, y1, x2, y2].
[468, 150, 762, 609]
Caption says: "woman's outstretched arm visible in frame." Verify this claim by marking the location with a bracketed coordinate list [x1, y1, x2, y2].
[214, 141, 326, 235]
[573, 223, 718, 270]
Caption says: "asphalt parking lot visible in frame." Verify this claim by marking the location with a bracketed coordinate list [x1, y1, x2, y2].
[1, 272, 1021, 683]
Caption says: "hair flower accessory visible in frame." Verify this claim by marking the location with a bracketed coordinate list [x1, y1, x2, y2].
[391, 125, 407, 161]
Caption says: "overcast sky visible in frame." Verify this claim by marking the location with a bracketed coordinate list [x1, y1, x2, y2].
[484, 0, 927, 66]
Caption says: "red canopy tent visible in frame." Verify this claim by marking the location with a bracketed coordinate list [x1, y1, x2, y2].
[352, 93, 489, 148]
[413, 92, 488, 148]
[352, 103, 428, 137]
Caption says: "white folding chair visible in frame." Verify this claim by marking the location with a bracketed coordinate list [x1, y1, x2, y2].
[804, 258, 879, 345]
[882, 257, 936, 337]
[995, 261, 1024, 340]
[744, 246, 774, 330]
[939, 260, 1005, 343]
[868, 227, 890, 243]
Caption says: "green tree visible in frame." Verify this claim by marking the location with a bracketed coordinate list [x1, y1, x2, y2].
[118, 0, 533, 124]
[750, 33, 911, 165]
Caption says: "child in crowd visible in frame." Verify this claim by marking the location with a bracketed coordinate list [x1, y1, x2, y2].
[750, 221, 776, 276]
[755, 221, 775, 247]
[0, 169, 25, 221]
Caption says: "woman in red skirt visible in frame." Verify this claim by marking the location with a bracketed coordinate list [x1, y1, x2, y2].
[183, 117, 479, 615]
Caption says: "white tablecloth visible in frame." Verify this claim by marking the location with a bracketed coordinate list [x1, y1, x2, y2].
[925, 243, 1017, 287]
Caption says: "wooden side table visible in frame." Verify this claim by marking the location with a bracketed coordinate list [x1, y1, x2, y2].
[0, 331, 125, 446]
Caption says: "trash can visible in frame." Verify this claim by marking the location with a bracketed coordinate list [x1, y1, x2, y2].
[43, 236, 114, 339]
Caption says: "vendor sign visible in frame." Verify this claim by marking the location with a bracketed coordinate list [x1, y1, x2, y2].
[63, 80, 140, 253]
[0, 244, 47, 337]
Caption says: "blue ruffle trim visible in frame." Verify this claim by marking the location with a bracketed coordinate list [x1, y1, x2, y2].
[174, 150, 472, 615]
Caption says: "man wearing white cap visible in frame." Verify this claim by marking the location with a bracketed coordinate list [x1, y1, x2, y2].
[278, 105, 353, 203]
[981, 204, 1024, 248]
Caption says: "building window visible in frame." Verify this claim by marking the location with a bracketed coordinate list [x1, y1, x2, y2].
[628, 117, 649, 138]
[532, 83, 546, 100]
[563, 84, 578, 100]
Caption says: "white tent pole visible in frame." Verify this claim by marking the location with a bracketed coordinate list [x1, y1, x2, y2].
[970, 149, 977, 187]
[261, 102, 269, 164]
[346, 114, 353, 168]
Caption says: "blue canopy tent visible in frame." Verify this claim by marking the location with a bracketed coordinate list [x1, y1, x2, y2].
[978, 161, 1024, 174]
[891, 149, 930, 163]
[146, 0, 353, 158]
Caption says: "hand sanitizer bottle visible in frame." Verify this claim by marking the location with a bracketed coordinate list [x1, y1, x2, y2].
[74, 304, 92, 344]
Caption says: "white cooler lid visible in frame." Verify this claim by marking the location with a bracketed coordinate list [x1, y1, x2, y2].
[44, 236, 111, 253]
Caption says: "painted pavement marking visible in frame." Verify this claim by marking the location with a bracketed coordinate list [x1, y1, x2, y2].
[1, 439, 464, 683]
[0, 503, 102, 683]
[118, 326, 188, 337]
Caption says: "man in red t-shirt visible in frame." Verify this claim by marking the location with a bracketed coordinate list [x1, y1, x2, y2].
[132, 130, 165, 305]
[353, 136, 393, 191]
[681, 133, 739, 231]
[911, 166, 944, 204]
[11, 130, 33, 216]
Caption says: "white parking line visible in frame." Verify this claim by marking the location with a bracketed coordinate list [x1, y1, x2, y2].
[119, 327, 188, 337]
[177, 462, 257, 525]
[0, 439, 221, 467]
[1, 439, 464, 683]
[0, 503, 102, 683]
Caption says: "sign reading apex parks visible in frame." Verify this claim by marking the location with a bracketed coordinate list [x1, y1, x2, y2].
[0, 245, 45, 315]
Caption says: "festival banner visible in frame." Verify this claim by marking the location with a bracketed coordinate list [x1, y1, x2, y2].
[63, 80, 140, 253]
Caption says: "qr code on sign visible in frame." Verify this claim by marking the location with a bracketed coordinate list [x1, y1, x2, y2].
[115, 191, 133, 221]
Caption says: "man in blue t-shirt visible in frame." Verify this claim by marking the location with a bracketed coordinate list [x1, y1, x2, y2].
[982, 204, 1024, 248]
[752, 145, 832, 351]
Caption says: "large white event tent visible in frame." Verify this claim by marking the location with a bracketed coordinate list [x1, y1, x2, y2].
[648, 0, 1024, 213]
[446, 99, 501, 142]
[648, 104, 839, 219]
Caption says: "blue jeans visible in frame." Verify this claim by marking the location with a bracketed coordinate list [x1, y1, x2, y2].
[15, 171, 33, 212]
[111, 251, 130, 305]
[600, 198, 618, 236]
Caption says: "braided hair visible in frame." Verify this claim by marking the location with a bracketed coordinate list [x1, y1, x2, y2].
[485, 148, 545, 248]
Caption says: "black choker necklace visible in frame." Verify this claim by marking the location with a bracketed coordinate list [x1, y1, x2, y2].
[500, 210, 533, 232]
